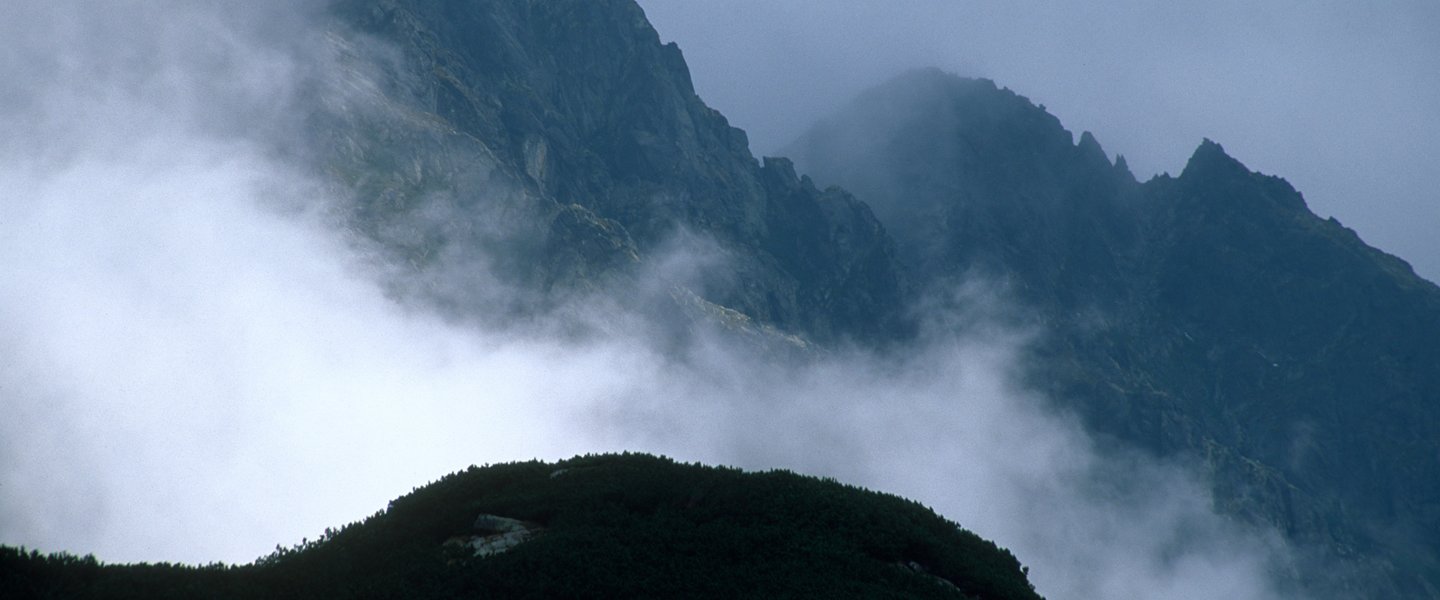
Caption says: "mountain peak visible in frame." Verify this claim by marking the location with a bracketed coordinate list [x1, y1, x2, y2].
[1114, 154, 1135, 180]
[886, 67, 996, 91]
[1180, 138, 1248, 180]
[1177, 138, 1312, 212]
[1077, 130, 1111, 168]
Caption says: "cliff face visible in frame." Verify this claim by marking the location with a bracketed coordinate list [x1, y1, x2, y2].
[786, 69, 1440, 597]
[315, 0, 907, 343]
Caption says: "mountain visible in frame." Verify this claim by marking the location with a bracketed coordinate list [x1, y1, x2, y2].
[302, 0, 1440, 594]
[16, 0, 1423, 595]
[0, 454, 1042, 599]
[785, 69, 1440, 597]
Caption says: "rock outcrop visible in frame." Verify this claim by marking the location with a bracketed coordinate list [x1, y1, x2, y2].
[446, 514, 543, 557]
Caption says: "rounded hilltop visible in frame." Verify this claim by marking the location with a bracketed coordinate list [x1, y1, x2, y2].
[3, 453, 1042, 599]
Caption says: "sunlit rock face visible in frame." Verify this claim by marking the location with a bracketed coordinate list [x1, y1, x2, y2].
[786, 69, 1440, 598]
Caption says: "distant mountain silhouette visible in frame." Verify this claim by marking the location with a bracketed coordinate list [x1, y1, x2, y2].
[786, 68, 1440, 597]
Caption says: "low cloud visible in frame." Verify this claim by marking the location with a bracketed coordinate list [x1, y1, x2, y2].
[1, 2, 1305, 598]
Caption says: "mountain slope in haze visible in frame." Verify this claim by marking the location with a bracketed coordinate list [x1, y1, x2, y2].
[0, 454, 1042, 600]
[785, 68, 1440, 597]
[314, 0, 908, 344]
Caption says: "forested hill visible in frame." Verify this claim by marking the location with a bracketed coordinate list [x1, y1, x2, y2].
[1, 454, 1042, 600]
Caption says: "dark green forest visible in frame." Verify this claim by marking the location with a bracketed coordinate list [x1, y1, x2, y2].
[1, 454, 1041, 599]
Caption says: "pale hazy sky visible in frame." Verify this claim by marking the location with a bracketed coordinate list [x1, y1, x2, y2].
[639, 0, 1440, 282]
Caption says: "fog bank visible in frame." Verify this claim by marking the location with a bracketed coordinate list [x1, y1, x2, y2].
[1, 3, 1307, 598]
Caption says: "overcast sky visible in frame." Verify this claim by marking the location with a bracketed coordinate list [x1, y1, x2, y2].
[639, 0, 1440, 282]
